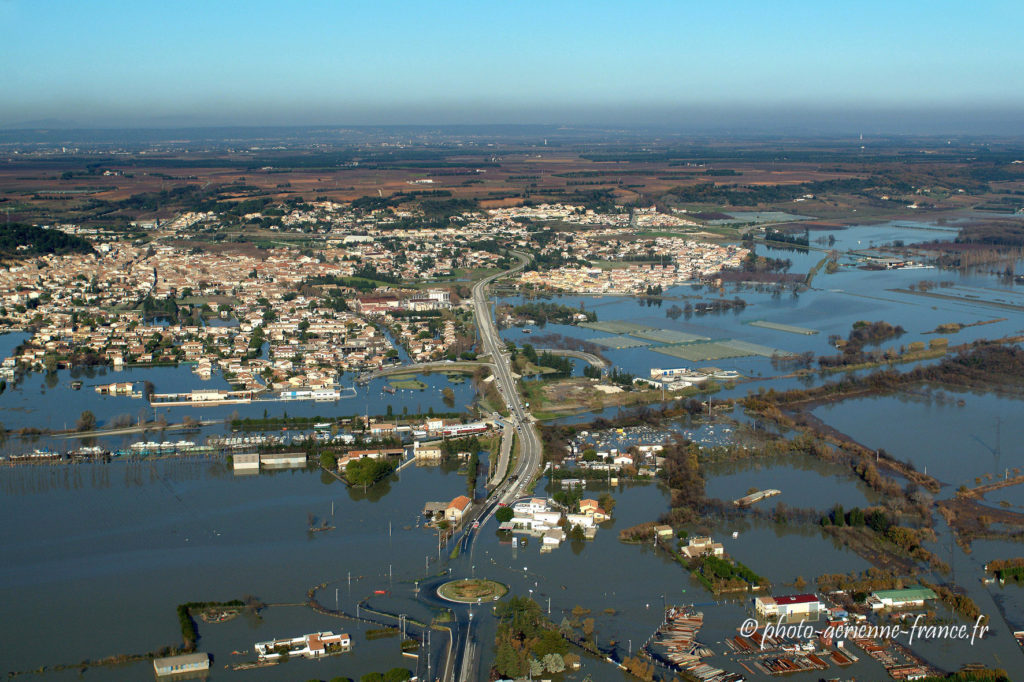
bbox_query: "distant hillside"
[0,224,94,257]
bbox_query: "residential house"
[446,495,471,525]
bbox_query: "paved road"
[410,252,549,682]
[435,252,546,681]
[470,252,544,509]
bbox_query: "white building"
[513,498,551,516]
[566,513,596,529]
[680,536,724,559]
[754,594,825,619]
[543,528,565,547]
[232,452,260,472]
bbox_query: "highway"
[470,252,544,510]
[340,255,548,682]
[430,252,545,682]
[392,252,545,682]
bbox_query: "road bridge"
[535,347,608,369]
[355,360,495,384]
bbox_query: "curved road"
[413,250,548,679]
[370,253,546,682]
[434,252,546,682]
[471,252,544,509]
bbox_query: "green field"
[437,578,508,603]
[651,342,751,361]
[651,339,793,361]
[390,379,428,390]
[629,328,710,344]
[590,335,652,349]
[578,320,655,334]
[748,320,819,335]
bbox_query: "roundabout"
[437,578,508,603]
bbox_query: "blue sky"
[1,0,1022,130]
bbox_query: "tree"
[582,617,595,639]
[542,653,565,673]
[383,668,411,682]
[76,410,96,432]
[345,458,395,489]
[43,354,58,373]
[495,506,514,523]
[831,503,846,527]
[493,641,521,677]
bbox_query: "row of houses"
[754,586,938,619]
[499,497,611,550]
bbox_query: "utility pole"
[996,416,1002,463]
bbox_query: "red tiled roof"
[773,594,820,605]
[448,495,471,511]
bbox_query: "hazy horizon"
[2,0,1023,136]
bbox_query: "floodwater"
[704,455,884,511]
[0,458,471,679]
[498,220,1022,397]
[4,219,1024,679]
[813,388,1024,491]
[0,365,475,458]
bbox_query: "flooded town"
[3,48,1024,682]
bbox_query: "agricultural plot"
[652,342,752,362]
[723,339,794,357]
[629,328,711,344]
[652,339,794,361]
[590,335,652,349]
[748,320,819,335]
[578,320,655,334]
